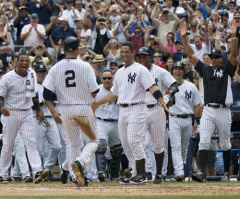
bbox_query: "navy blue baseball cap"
[35,64,47,72]
[209,49,223,58]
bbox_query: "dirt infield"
[0,183,240,196]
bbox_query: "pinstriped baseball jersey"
[37,83,51,116]
[0,70,34,109]
[170,80,202,114]
[95,84,119,120]
[111,62,155,104]
[146,64,176,105]
[42,59,99,105]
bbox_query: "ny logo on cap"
[40,65,43,68]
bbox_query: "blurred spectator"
[188,20,200,43]
[0,44,13,72]
[60,0,81,28]
[107,4,121,30]
[0,20,11,46]
[27,44,53,66]
[156,60,165,68]
[49,15,76,52]
[112,13,129,43]
[80,18,92,49]
[39,0,54,26]
[20,13,45,47]
[93,54,106,76]
[14,6,30,50]
[103,37,121,69]
[52,0,65,16]
[1,14,14,49]
[84,1,101,31]
[75,0,85,19]
[199,0,216,18]
[23,0,45,16]
[0,69,4,79]
[109,60,119,77]
[173,40,184,62]
[207,22,215,40]
[153,52,163,65]
[129,8,151,37]
[151,6,180,45]
[182,58,193,82]
[232,65,240,106]
[74,18,82,40]
[165,56,174,73]
[211,10,221,29]
[164,32,177,56]
[92,17,112,54]
[93,0,106,15]
[228,0,237,22]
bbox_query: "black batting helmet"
[64,36,79,51]
[136,47,152,56]
[173,61,184,69]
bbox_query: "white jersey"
[190,43,210,62]
[146,64,176,105]
[111,62,155,104]
[43,59,99,105]
[0,70,34,110]
[37,83,52,116]
[95,84,119,120]
[170,80,202,114]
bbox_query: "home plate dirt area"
[0,182,240,196]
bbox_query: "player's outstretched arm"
[91,92,118,111]
[32,96,43,124]
[179,21,199,67]
[148,84,174,116]
[0,97,10,116]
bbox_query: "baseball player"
[92,41,173,185]
[42,36,99,187]
[94,69,122,181]
[168,61,202,181]
[136,47,178,184]
[180,20,238,182]
[0,54,49,184]
[34,63,62,176]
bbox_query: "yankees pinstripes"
[168,80,202,176]
[0,109,42,178]
[0,70,34,109]
[42,59,98,105]
[199,107,232,151]
[43,59,99,171]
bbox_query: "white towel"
[26,68,37,98]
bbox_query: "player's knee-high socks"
[223,149,231,173]
[199,150,208,175]
[154,152,164,175]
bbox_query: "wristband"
[168,89,176,97]
[153,90,163,101]
[196,117,201,125]
[33,101,41,112]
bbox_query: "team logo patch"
[185,90,192,99]
[128,72,137,83]
[26,80,30,85]
[216,69,223,78]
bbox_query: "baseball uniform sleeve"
[140,67,155,90]
[195,60,208,78]
[161,70,176,88]
[111,70,120,96]
[42,66,56,93]
[226,60,236,78]
[87,65,99,92]
[192,85,202,106]
[0,76,8,97]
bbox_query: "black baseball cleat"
[129,175,148,184]
[153,174,164,184]
[97,171,106,182]
[23,176,33,183]
[11,176,22,182]
[147,172,152,181]
[119,178,130,185]
[61,168,69,184]
[0,176,8,184]
[71,161,85,186]
[221,172,230,182]
[175,175,184,182]
[34,169,49,184]
[192,170,206,182]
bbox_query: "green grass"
[0,196,239,199]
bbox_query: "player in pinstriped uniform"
[168,61,202,181]
[34,63,62,177]
[136,47,178,184]
[0,54,49,184]
[94,69,122,181]
[43,36,99,187]
[180,21,238,182]
[92,41,173,185]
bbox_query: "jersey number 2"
[65,70,76,87]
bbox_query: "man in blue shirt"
[39,0,54,26]
[13,6,30,50]
[199,0,216,18]
[49,15,76,50]
[23,0,45,17]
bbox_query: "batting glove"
[163,95,170,105]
